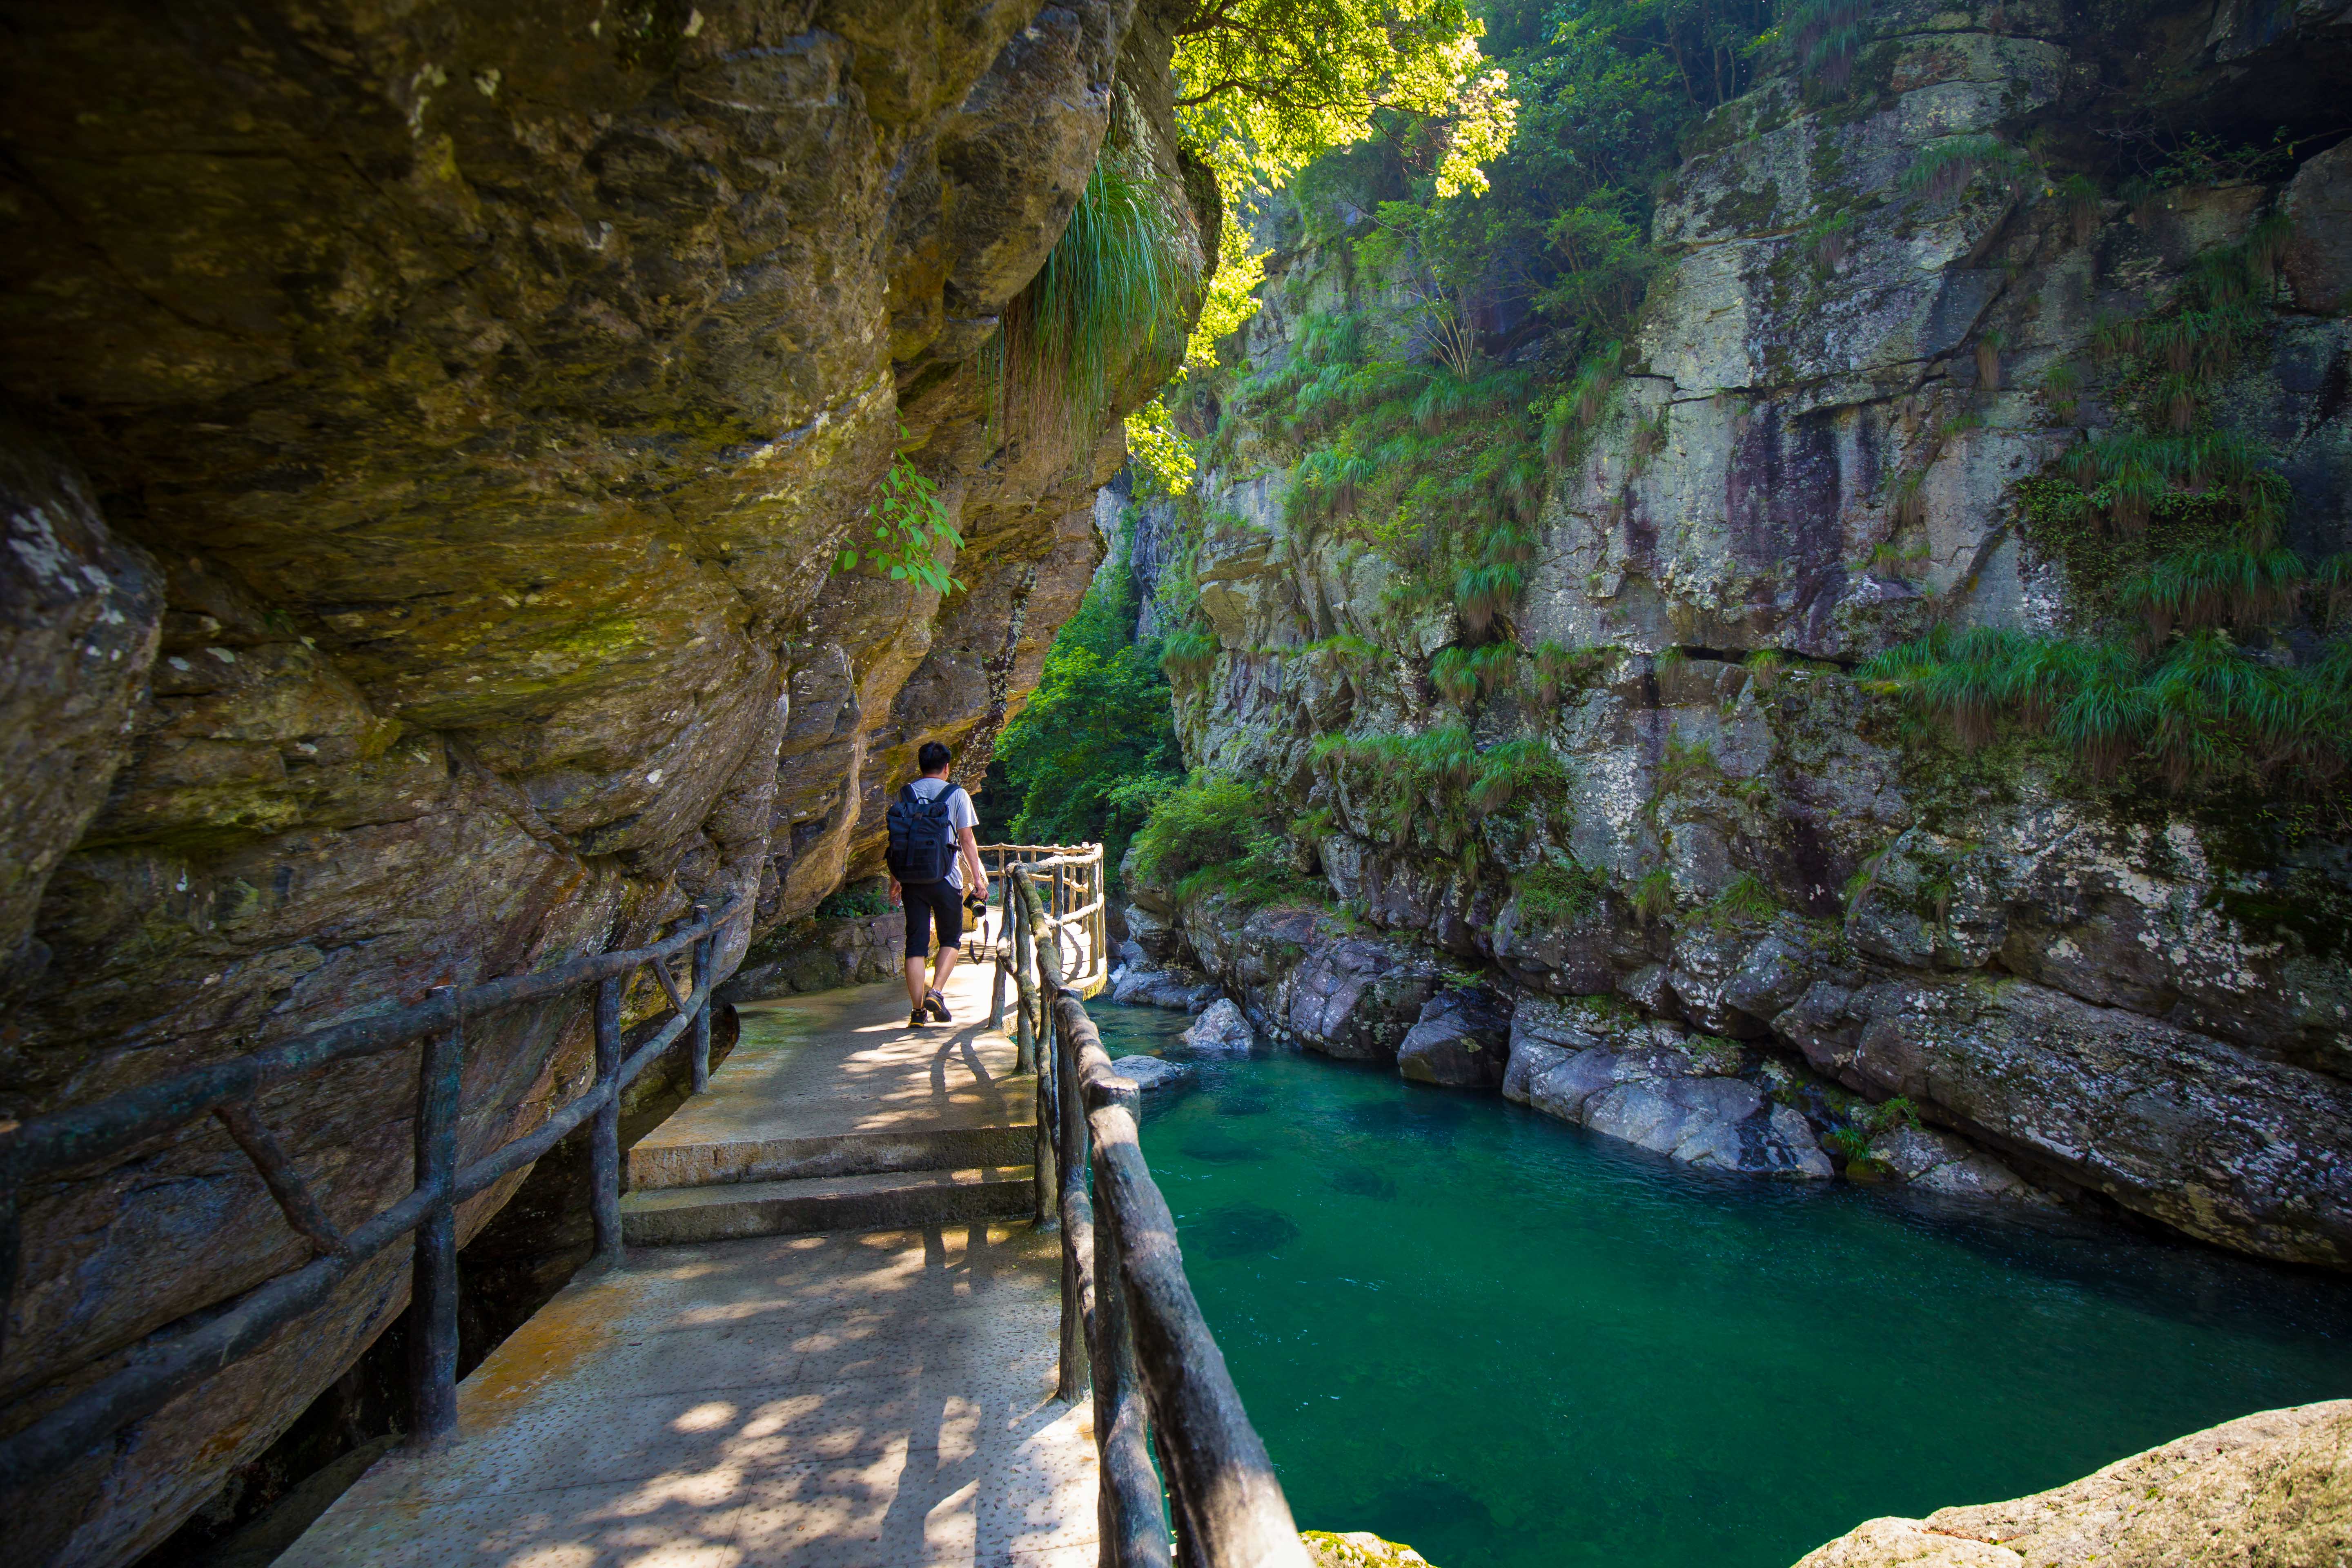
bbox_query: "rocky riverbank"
[1117,0,2352,1268]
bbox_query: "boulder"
[1864,1125,2054,1206]
[1778,973,2352,1266]
[1516,1028,1833,1179]
[1110,1055,1194,1093]
[2285,138,2352,314]
[1285,937,1440,1062]
[721,913,903,1001]
[1183,997,1257,1053]
[1396,988,1512,1089]
[1793,1400,2352,1567]
[1124,901,1184,961]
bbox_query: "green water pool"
[1087,1003,2352,1568]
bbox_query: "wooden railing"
[977,843,1109,1011]
[1000,862,1311,1568]
[0,897,744,1487]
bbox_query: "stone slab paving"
[284,1222,1093,1567]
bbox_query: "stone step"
[619,1165,1036,1246]
[627,1121,1034,1191]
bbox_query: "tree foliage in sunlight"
[1172,0,1513,195]
[1338,0,1775,358]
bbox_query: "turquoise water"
[1089,1004,2352,1568]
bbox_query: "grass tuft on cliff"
[987,152,1187,448]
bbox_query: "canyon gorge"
[2,0,2349,1562]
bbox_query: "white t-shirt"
[906,775,978,889]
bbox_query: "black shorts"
[902,881,963,954]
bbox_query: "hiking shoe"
[924,990,952,1023]
[909,1007,928,1028]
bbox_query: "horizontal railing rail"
[1003,865,1310,1568]
[978,842,1108,1011]
[0,894,745,1489]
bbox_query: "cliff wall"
[1122,0,2352,1267]
[0,2,1204,1560]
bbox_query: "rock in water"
[1184,997,1257,1053]
[1112,964,1223,1011]
[1504,1000,1833,1179]
[1110,1055,1193,1093]
[1793,1401,2352,1566]
[1863,1126,2054,1206]
[1396,989,1511,1089]
[1303,1531,1436,1567]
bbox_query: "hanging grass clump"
[984,149,1187,451]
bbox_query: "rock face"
[1793,1400,2352,1567]
[721,909,906,1001]
[0,2,1207,1560]
[1129,0,2352,1265]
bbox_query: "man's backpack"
[885,783,960,884]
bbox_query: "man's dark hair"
[917,740,952,775]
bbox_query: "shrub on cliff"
[993,579,1183,879]
[1129,772,1318,904]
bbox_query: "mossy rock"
[1302,1530,1437,1567]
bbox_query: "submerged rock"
[1793,1400,2352,1567]
[1109,1055,1193,1093]
[1184,997,1257,1052]
[1396,988,1512,1089]
[1111,964,1221,1011]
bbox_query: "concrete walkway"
[285,969,1095,1567]
[624,966,1036,1243]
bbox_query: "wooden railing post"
[1036,971,1058,1232]
[690,904,714,1095]
[989,851,1010,1030]
[1054,1003,1088,1401]
[1013,886,1036,1076]
[408,986,463,1449]
[591,974,624,1271]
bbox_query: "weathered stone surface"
[1396,988,1511,1089]
[0,0,1207,1559]
[1793,1400,2352,1568]
[0,428,160,983]
[1778,973,2352,1265]
[1110,964,1220,1011]
[1521,1032,1834,1180]
[721,911,905,1001]
[1285,936,1440,1062]
[1183,997,1257,1053]
[2285,138,2352,314]
[1862,1126,2053,1206]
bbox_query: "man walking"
[884,740,989,1027]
